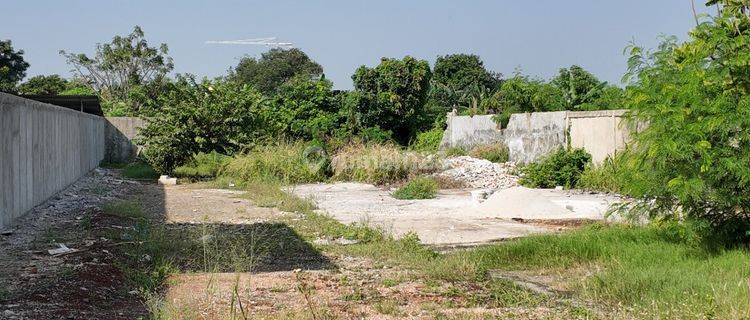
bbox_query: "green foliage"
[494,75,566,114]
[331,143,442,185]
[17,74,68,95]
[59,79,97,96]
[60,26,173,114]
[137,75,266,173]
[619,1,750,242]
[264,77,343,140]
[221,142,329,184]
[231,48,323,94]
[352,56,432,144]
[519,148,591,188]
[428,54,501,113]
[121,162,160,180]
[410,127,444,152]
[469,143,509,163]
[392,176,438,200]
[0,39,29,93]
[578,153,630,194]
[172,151,231,180]
[550,65,607,109]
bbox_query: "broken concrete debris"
[439,156,519,190]
[48,243,78,256]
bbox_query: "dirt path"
[0,169,147,319]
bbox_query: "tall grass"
[468,143,509,163]
[331,143,442,185]
[221,142,328,185]
[172,151,231,180]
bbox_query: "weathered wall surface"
[568,110,629,164]
[503,111,568,164]
[440,109,630,164]
[105,117,146,163]
[439,113,502,149]
[0,93,105,228]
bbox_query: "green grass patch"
[444,146,467,157]
[172,151,230,181]
[121,162,160,180]
[222,142,328,185]
[392,176,438,200]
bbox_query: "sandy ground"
[291,183,621,247]
[160,186,283,224]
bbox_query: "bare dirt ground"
[0,169,147,319]
[1,172,591,319]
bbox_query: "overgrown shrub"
[221,142,329,184]
[519,148,591,189]
[121,161,160,180]
[331,143,442,185]
[392,176,438,200]
[469,143,509,163]
[172,151,231,180]
[410,127,443,152]
[617,1,750,243]
[137,75,267,173]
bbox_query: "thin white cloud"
[205,37,293,48]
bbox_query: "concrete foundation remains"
[0,93,105,228]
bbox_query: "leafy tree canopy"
[17,74,68,95]
[231,48,323,94]
[265,76,342,141]
[60,26,173,114]
[0,40,30,93]
[620,0,750,243]
[351,56,432,144]
[429,54,501,111]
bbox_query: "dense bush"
[137,76,267,173]
[617,1,750,243]
[519,148,591,189]
[331,143,442,185]
[263,77,343,141]
[393,176,438,200]
[221,142,328,184]
[469,143,509,163]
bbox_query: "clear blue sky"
[1,1,711,89]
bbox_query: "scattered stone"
[3,310,16,317]
[439,156,519,190]
[48,243,77,256]
[1,230,13,236]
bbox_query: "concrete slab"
[290,183,552,247]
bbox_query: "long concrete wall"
[440,109,630,164]
[105,117,146,163]
[0,93,105,228]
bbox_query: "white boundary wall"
[0,93,105,228]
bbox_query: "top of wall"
[0,92,103,120]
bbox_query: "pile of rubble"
[438,156,519,190]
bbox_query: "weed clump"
[121,162,160,180]
[393,176,438,200]
[222,142,329,184]
[469,143,509,163]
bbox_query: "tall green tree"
[550,65,606,109]
[60,26,173,115]
[351,56,432,144]
[429,54,501,112]
[620,0,750,242]
[265,77,342,140]
[17,75,68,95]
[231,48,323,94]
[0,40,30,93]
